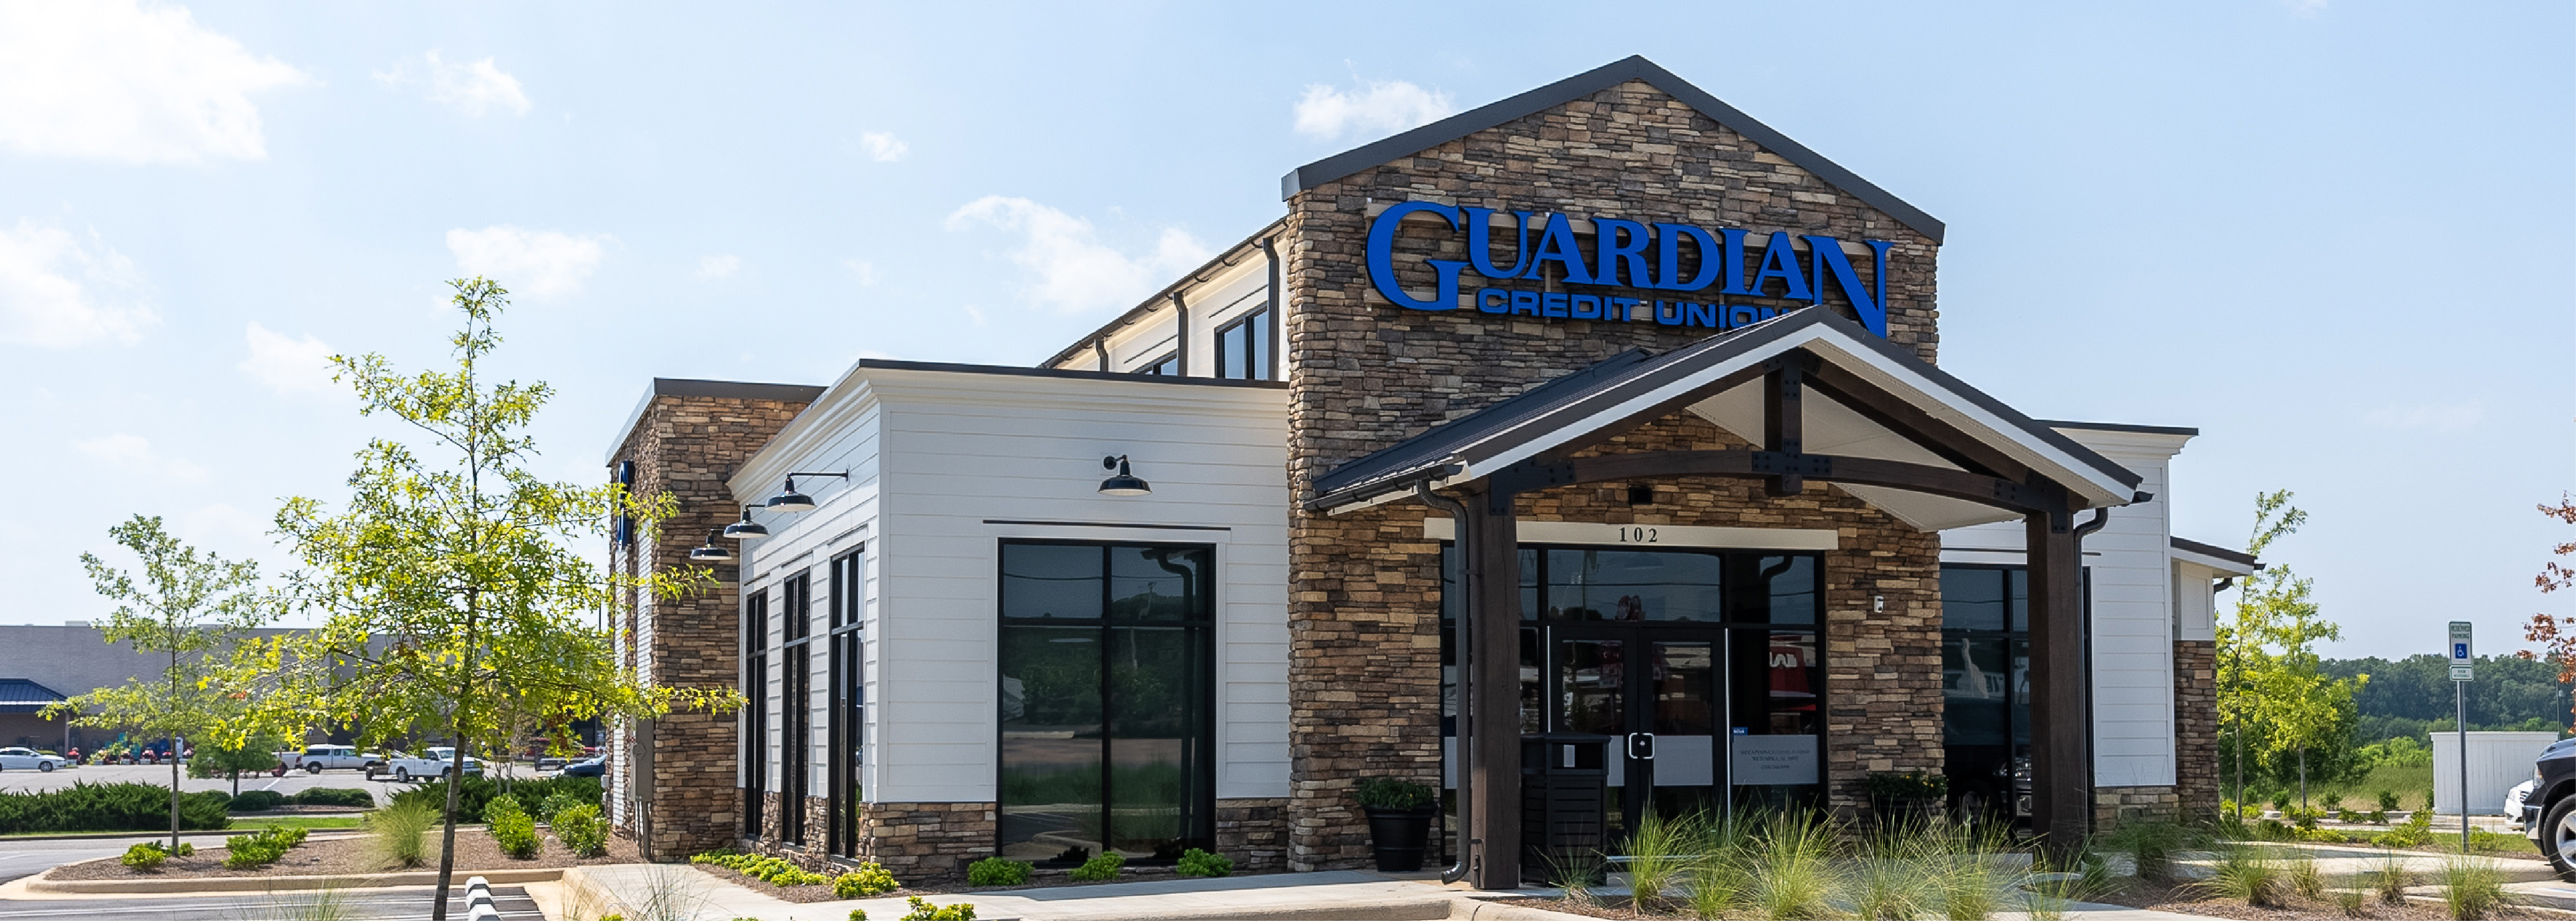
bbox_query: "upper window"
[1138,352,1181,376]
[1212,307,1272,381]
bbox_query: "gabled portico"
[1314,308,2146,887]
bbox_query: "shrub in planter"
[487,796,541,859]
[552,804,610,857]
[222,826,306,870]
[899,896,975,920]
[1353,779,1438,873]
[1068,852,1124,882]
[121,842,169,870]
[967,856,1031,886]
[227,790,289,812]
[292,787,376,809]
[0,782,231,834]
[835,862,900,898]
[1176,848,1233,878]
[1863,771,1947,826]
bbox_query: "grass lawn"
[2231,762,2437,810]
[228,816,363,831]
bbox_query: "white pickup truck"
[276,744,383,774]
[379,747,487,782]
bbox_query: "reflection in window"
[998,542,1213,864]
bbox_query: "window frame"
[825,547,866,859]
[1211,307,1273,381]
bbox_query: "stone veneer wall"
[606,391,813,862]
[1218,798,1292,872]
[2174,639,2221,820]
[2095,786,2180,827]
[1280,79,1942,871]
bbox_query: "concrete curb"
[23,866,564,894]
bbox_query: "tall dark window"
[998,541,1215,864]
[1938,562,2107,825]
[1212,307,1272,381]
[1138,352,1181,376]
[826,548,866,858]
[780,571,814,846]
[742,588,770,839]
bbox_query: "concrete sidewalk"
[554,865,2225,921]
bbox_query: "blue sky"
[0,2,2565,658]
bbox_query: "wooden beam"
[1800,362,2035,483]
[1464,487,1523,889]
[1530,359,1780,465]
[1763,362,1804,496]
[1486,449,2064,516]
[2025,511,2091,853]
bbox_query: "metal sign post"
[2449,621,2473,852]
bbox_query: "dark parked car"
[561,757,605,778]
[2523,737,2576,878]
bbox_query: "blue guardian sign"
[1362,200,1897,337]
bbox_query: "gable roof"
[1309,308,2141,528]
[1279,55,1946,244]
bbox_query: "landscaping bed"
[689,858,1260,903]
[46,825,638,881]
[2095,876,2554,920]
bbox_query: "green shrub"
[120,842,169,870]
[1068,852,1123,882]
[291,787,376,809]
[1352,779,1434,810]
[849,911,867,921]
[227,790,289,812]
[967,856,1031,886]
[2373,809,2434,848]
[537,790,584,823]
[899,896,975,920]
[221,826,307,870]
[835,862,900,898]
[487,796,540,859]
[689,851,829,886]
[2377,790,2402,811]
[386,774,602,823]
[0,782,231,834]
[553,804,610,858]
[366,799,436,868]
[1175,848,1233,878]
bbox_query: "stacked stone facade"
[1218,799,1292,872]
[607,386,816,862]
[2174,639,2221,820]
[1280,79,1943,870]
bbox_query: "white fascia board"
[1796,334,2136,509]
[2172,547,2259,578]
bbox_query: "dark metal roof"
[0,678,66,713]
[2171,537,2261,569]
[608,377,828,465]
[1040,220,1286,370]
[1278,55,1945,244]
[2039,420,2202,437]
[855,358,1287,390]
[1310,308,2140,509]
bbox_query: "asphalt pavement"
[0,884,540,920]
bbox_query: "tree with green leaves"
[2217,490,2365,808]
[189,732,295,795]
[44,515,270,852]
[253,279,726,920]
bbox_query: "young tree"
[189,732,293,795]
[44,515,270,852]
[2217,491,2366,807]
[258,279,724,921]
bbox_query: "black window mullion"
[1097,545,1113,860]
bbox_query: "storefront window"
[1939,564,2039,821]
[998,541,1214,864]
[826,548,865,858]
[742,588,768,839]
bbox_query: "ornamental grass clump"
[2436,855,2509,920]
[1838,821,1934,921]
[365,799,436,869]
[2194,844,2288,909]
[1621,809,1700,908]
[1743,812,1840,920]
[2369,852,2412,904]
[1685,815,1752,919]
[966,856,1031,886]
[1921,820,2019,921]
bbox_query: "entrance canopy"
[1310,308,2145,530]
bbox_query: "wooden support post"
[2025,509,2090,852]
[1764,362,1804,497]
[1465,486,1523,889]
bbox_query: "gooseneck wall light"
[689,528,734,562]
[1098,456,1150,496]
[721,505,770,540]
[765,471,851,512]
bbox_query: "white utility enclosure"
[2430,731,2559,815]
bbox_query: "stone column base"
[2095,785,2181,829]
[1218,797,1291,872]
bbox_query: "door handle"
[1627,732,1656,761]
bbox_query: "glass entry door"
[1549,626,1724,831]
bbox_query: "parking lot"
[0,763,559,805]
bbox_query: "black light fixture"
[1099,455,1150,496]
[722,505,769,540]
[766,470,850,513]
[688,528,733,562]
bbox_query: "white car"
[380,747,487,782]
[0,747,69,771]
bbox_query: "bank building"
[601,56,2259,888]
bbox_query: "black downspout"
[1095,338,1110,372]
[1414,481,1473,885]
[2068,504,2114,830]
[1259,237,1282,381]
[1173,292,1190,377]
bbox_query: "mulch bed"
[46,826,640,880]
[2095,877,2560,920]
[689,862,1267,903]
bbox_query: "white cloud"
[2363,400,2485,433]
[74,433,208,483]
[376,50,530,117]
[944,197,1210,315]
[444,226,610,299]
[841,258,879,286]
[239,321,336,394]
[857,132,908,162]
[0,1,307,163]
[0,219,155,347]
[697,255,741,279]
[1292,79,1454,140]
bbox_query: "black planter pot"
[1363,805,1439,872]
